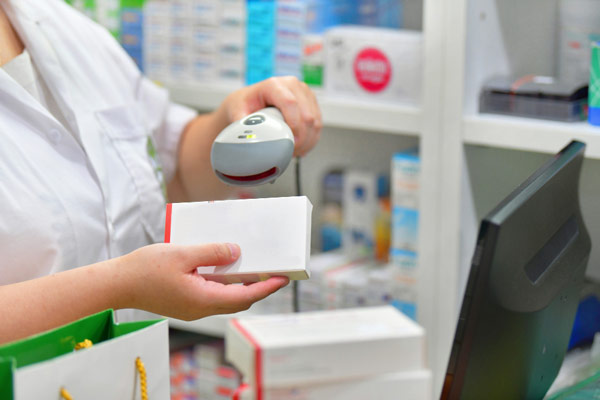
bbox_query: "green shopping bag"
[0,309,169,399]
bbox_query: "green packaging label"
[589,42,600,108]
[302,64,323,87]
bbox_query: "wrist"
[101,255,138,311]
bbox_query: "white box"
[324,27,422,104]
[234,370,432,400]
[342,170,380,255]
[391,151,420,209]
[225,306,426,389]
[391,206,419,253]
[165,197,312,283]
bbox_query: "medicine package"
[165,196,312,283]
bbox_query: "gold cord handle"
[74,339,93,350]
[59,388,73,400]
[136,357,148,400]
[60,339,148,399]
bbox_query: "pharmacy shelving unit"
[433,0,600,398]
[161,0,540,397]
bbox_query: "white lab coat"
[0,0,197,285]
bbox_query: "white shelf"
[463,114,600,159]
[166,82,237,112]
[166,82,422,136]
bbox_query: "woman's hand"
[112,242,289,320]
[220,76,323,157]
[169,76,322,202]
[0,242,287,344]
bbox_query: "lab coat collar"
[3,1,78,122]
[1,0,110,204]
[0,2,70,133]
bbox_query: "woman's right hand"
[111,243,289,320]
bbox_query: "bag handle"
[59,340,148,400]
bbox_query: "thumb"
[179,243,240,271]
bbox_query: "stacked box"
[121,0,146,69]
[300,250,419,312]
[233,371,432,400]
[390,150,420,320]
[376,0,403,29]
[246,0,276,84]
[170,348,199,399]
[169,340,242,400]
[226,306,431,400]
[274,0,306,78]
[218,0,247,83]
[246,0,306,85]
[195,341,242,399]
[342,170,385,258]
[301,33,324,86]
[251,284,294,314]
[143,0,246,84]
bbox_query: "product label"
[353,47,391,93]
[590,42,600,108]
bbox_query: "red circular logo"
[353,48,392,93]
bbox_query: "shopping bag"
[0,309,169,399]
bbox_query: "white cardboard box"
[233,370,432,400]
[165,196,312,283]
[324,27,422,104]
[225,306,426,389]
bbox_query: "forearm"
[167,106,235,202]
[0,259,127,344]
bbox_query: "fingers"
[171,243,241,272]
[287,80,322,156]
[221,76,322,157]
[255,77,322,157]
[201,276,290,313]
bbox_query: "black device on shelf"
[480,75,588,122]
[440,141,591,399]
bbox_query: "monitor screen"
[441,141,591,399]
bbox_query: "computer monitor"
[441,141,592,399]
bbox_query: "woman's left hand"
[220,76,322,157]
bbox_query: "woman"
[0,0,321,343]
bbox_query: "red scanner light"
[221,167,278,182]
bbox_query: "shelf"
[166,82,422,136]
[168,311,251,337]
[463,114,600,159]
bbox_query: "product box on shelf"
[232,370,432,400]
[165,196,312,283]
[324,27,422,104]
[120,0,145,69]
[225,306,426,390]
[143,0,247,85]
[391,206,419,253]
[391,151,420,209]
[302,34,324,86]
[297,251,353,311]
[342,170,387,257]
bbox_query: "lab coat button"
[48,129,61,144]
